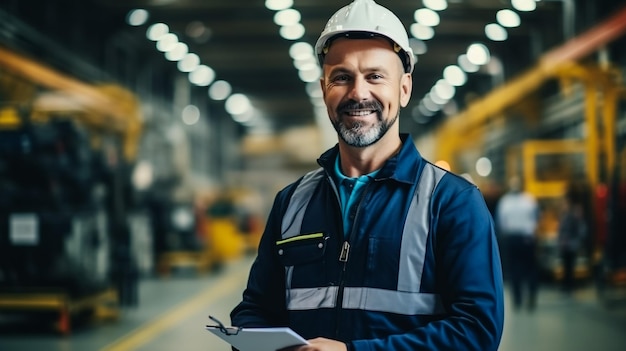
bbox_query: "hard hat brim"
[316,30,414,74]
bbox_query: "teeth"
[346,110,374,116]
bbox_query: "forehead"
[323,37,399,67]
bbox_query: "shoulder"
[427,163,478,195]
[424,164,489,210]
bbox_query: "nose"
[347,76,370,102]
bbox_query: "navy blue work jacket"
[231,134,504,351]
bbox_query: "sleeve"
[230,189,292,328]
[351,181,505,351]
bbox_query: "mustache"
[337,99,383,114]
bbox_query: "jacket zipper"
[334,182,372,339]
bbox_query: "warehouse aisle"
[0,256,254,351]
[499,284,626,351]
[1,254,625,351]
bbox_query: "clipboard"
[206,315,308,351]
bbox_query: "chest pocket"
[276,232,327,266]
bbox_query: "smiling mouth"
[344,110,376,117]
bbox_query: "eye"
[331,74,351,83]
[368,73,384,80]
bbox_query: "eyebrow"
[328,65,390,77]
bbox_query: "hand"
[281,337,348,351]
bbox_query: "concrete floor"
[1,255,625,351]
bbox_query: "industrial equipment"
[0,46,142,333]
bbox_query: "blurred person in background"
[496,176,540,312]
[229,1,504,350]
[557,184,588,295]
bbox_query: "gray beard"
[333,110,398,148]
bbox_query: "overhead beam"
[433,5,626,158]
[0,45,142,160]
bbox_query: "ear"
[400,73,412,107]
[319,77,326,99]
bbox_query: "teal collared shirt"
[333,155,380,237]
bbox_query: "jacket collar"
[317,133,422,185]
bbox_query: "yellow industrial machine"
[515,140,590,280]
[156,188,263,275]
[199,190,262,267]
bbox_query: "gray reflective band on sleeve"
[281,168,325,240]
[286,286,444,315]
[397,163,445,293]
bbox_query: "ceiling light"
[496,9,521,27]
[485,23,508,41]
[156,33,178,52]
[127,9,149,26]
[428,90,448,105]
[208,80,232,101]
[231,108,255,124]
[475,157,493,177]
[189,65,215,86]
[409,38,428,55]
[512,0,536,12]
[293,56,317,70]
[423,0,448,11]
[225,94,251,116]
[181,105,200,125]
[289,42,314,60]
[433,79,455,101]
[146,23,168,41]
[466,43,491,65]
[298,67,321,83]
[414,8,440,27]
[306,82,323,98]
[265,0,293,11]
[422,95,441,112]
[458,54,479,73]
[177,53,200,72]
[410,23,435,40]
[164,42,188,61]
[279,23,305,40]
[274,9,301,26]
[443,65,467,86]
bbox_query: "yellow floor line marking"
[99,266,248,351]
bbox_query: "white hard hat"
[315,0,415,73]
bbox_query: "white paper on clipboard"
[206,325,308,351]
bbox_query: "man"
[495,176,539,311]
[557,183,587,295]
[230,1,504,350]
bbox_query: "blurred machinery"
[0,46,141,333]
[417,8,626,301]
[595,134,626,306]
[0,45,262,336]
[156,188,263,275]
